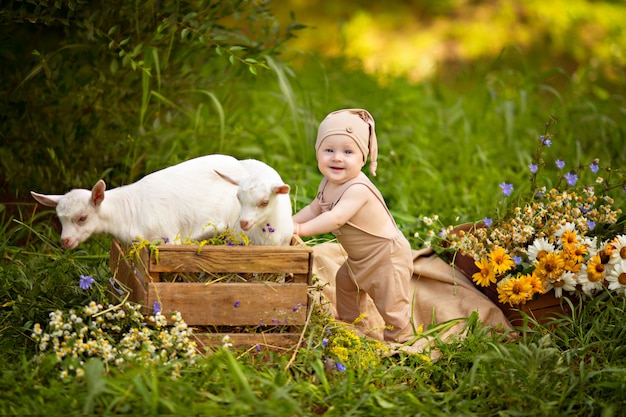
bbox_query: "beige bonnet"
[314,108,379,176]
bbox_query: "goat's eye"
[258,200,269,208]
[77,215,88,223]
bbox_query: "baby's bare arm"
[294,185,370,237]
[293,198,322,224]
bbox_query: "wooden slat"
[146,282,308,326]
[147,245,312,275]
[109,240,147,304]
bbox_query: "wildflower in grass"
[472,258,497,287]
[499,182,514,196]
[221,335,233,349]
[596,177,604,184]
[556,159,565,169]
[336,362,347,372]
[587,220,596,230]
[488,246,515,275]
[529,163,538,174]
[79,275,95,290]
[513,255,522,265]
[565,172,578,186]
[590,161,599,173]
[541,135,552,146]
[153,301,161,314]
[322,337,329,347]
[606,261,626,295]
[483,217,493,227]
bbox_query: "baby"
[293,109,414,342]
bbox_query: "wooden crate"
[109,237,314,351]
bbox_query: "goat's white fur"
[31,154,246,249]
[216,159,293,246]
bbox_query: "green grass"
[2,2,626,414]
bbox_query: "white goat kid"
[216,159,294,246]
[31,154,247,249]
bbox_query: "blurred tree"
[0,0,304,198]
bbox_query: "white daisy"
[576,263,606,296]
[606,260,626,295]
[527,237,555,264]
[545,271,577,298]
[609,234,626,265]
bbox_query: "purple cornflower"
[153,301,161,314]
[528,163,538,174]
[234,300,240,308]
[556,159,565,169]
[293,302,302,312]
[500,182,514,196]
[255,344,262,352]
[541,135,552,147]
[79,275,95,290]
[322,337,329,347]
[587,220,596,230]
[513,255,522,265]
[565,172,578,186]
[589,161,599,173]
[336,362,347,372]
[483,217,493,227]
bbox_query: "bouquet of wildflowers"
[426,117,626,307]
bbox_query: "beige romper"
[317,176,414,341]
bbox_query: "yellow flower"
[533,251,566,283]
[472,258,497,287]
[586,255,606,283]
[487,246,515,275]
[560,229,579,249]
[497,275,533,306]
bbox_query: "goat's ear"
[273,184,290,195]
[91,180,106,206]
[31,191,62,207]
[215,169,240,186]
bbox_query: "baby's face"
[316,134,366,184]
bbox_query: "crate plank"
[147,244,312,274]
[146,282,308,326]
[110,240,147,302]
